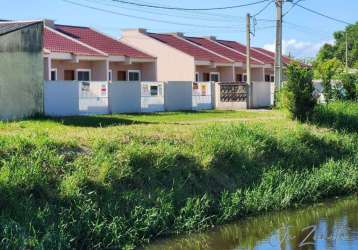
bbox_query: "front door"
[64,70,75,80]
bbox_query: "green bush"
[315,58,343,103]
[283,63,317,121]
[339,73,358,101]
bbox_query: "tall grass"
[0,121,357,249]
[311,101,358,132]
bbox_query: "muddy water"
[145,196,358,250]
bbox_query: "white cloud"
[263,39,334,59]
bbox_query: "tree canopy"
[316,21,358,68]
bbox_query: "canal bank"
[0,106,357,249]
[145,196,358,250]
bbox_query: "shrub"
[315,58,343,103]
[284,63,317,121]
[339,73,358,101]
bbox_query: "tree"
[315,59,343,103]
[284,63,316,121]
[315,21,358,67]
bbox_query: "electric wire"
[110,0,271,11]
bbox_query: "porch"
[195,64,235,82]
[44,55,157,82]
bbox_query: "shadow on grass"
[94,125,353,201]
[36,115,157,127]
[310,103,358,133]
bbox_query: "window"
[50,69,57,81]
[203,73,210,82]
[150,85,158,96]
[265,74,271,82]
[236,74,243,82]
[270,75,274,82]
[243,73,247,82]
[64,70,75,80]
[128,70,141,81]
[210,72,220,82]
[108,70,112,82]
[195,72,200,82]
[76,69,91,81]
[117,71,127,81]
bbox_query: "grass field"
[0,103,357,249]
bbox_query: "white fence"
[44,80,273,117]
[44,81,108,116]
[79,81,108,115]
[192,82,213,110]
[141,82,165,112]
[251,81,274,108]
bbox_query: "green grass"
[0,107,357,249]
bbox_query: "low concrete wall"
[251,81,273,108]
[192,82,213,110]
[214,82,248,110]
[45,81,109,116]
[44,81,79,116]
[141,82,165,112]
[165,81,192,111]
[109,81,141,113]
[79,81,108,115]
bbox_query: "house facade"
[43,20,156,83]
[120,29,286,83]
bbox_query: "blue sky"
[1,0,357,58]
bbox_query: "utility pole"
[274,0,283,90]
[345,31,348,72]
[246,13,252,108]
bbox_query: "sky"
[1,0,357,59]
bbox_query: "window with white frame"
[108,70,112,82]
[195,72,200,82]
[128,70,141,81]
[210,72,220,82]
[76,69,91,81]
[50,69,57,81]
[243,73,248,83]
[270,74,274,82]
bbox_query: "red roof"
[253,47,292,65]
[148,33,232,63]
[218,40,275,65]
[43,27,106,56]
[55,25,153,59]
[185,36,264,65]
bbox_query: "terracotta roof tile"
[185,36,264,65]
[43,27,105,56]
[148,33,231,63]
[218,40,275,65]
[253,47,292,65]
[55,25,153,58]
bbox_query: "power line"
[111,0,271,11]
[296,3,352,25]
[282,0,305,17]
[253,0,274,17]
[61,0,246,29]
[85,0,245,24]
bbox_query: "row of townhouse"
[0,19,292,119]
[42,20,292,84]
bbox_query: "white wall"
[251,81,273,108]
